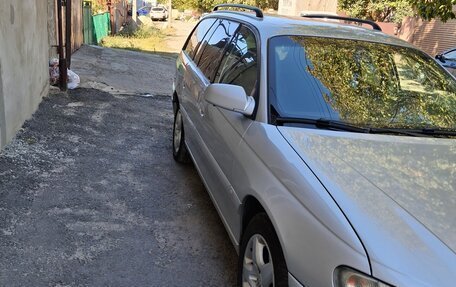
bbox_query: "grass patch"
[101,24,173,54]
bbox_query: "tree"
[410,0,456,22]
[172,0,278,12]
[338,0,456,23]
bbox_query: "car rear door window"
[183,18,217,59]
[197,19,240,81]
[215,26,258,97]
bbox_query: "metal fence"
[83,2,111,45]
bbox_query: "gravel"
[0,85,237,286]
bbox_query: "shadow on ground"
[0,88,237,286]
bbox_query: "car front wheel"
[238,213,288,287]
[172,109,190,163]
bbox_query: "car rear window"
[183,18,217,59]
[268,36,456,130]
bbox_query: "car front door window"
[197,19,240,82]
[216,26,258,98]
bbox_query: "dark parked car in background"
[436,48,456,77]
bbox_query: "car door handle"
[199,105,205,117]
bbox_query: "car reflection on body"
[436,48,456,77]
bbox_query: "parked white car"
[172,4,456,287]
[150,7,168,21]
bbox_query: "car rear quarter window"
[183,18,217,59]
[197,19,240,82]
[215,25,258,97]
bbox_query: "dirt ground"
[164,21,195,53]
[0,42,237,285]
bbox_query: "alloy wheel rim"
[242,234,274,287]
[173,111,182,153]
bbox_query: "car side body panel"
[231,122,371,286]
[177,50,247,246]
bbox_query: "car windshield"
[152,8,164,11]
[444,49,456,60]
[268,36,456,131]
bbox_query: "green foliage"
[338,0,456,23]
[338,0,414,23]
[409,0,456,22]
[118,23,161,39]
[100,23,168,54]
[171,0,278,12]
[92,0,108,14]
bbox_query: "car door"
[197,25,259,234]
[177,18,217,153]
[182,18,245,236]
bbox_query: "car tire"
[172,109,190,163]
[238,213,288,287]
[172,93,179,117]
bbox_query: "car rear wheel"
[172,109,190,163]
[238,213,288,287]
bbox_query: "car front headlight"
[334,267,393,287]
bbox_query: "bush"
[118,22,160,39]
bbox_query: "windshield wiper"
[275,117,455,137]
[275,117,370,133]
[397,128,456,137]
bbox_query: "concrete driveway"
[0,46,237,286]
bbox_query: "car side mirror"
[204,83,255,116]
[436,54,445,62]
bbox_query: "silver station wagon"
[172,4,456,287]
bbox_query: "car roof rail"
[213,4,263,18]
[300,13,382,31]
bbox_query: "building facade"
[0,1,50,149]
[278,0,337,16]
[399,16,456,56]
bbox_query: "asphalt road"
[0,47,237,286]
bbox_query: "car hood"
[278,127,456,286]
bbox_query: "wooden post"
[132,0,137,23]
[107,0,115,34]
[57,0,67,91]
[65,0,72,69]
[167,0,172,26]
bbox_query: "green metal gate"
[83,1,111,45]
[83,1,94,44]
[93,13,111,43]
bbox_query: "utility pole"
[57,0,67,91]
[167,0,172,27]
[66,0,72,69]
[132,0,137,23]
